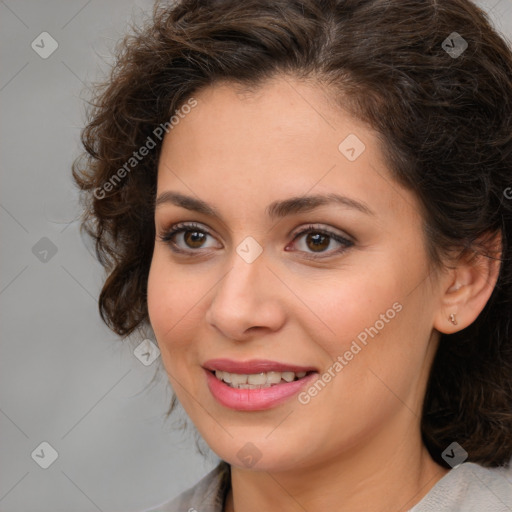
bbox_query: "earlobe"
[434,233,502,334]
[434,273,469,334]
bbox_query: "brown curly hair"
[72,0,512,468]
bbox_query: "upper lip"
[203,358,318,374]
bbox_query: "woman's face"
[147,77,444,472]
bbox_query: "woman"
[73,0,512,510]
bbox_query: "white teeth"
[213,369,310,389]
[230,373,248,386]
[266,371,282,385]
[281,371,295,382]
[248,373,267,385]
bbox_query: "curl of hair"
[73,0,512,467]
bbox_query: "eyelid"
[157,221,222,250]
[289,223,354,243]
[158,221,213,239]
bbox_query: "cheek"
[146,250,220,386]
[295,287,425,452]
[300,254,430,393]
[298,266,404,353]
[147,256,174,339]
[147,254,198,358]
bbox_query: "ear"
[433,231,502,334]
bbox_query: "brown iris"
[305,232,330,252]
[184,230,206,248]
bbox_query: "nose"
[204,249,287,341]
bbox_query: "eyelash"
[157,222,354,259]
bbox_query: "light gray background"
[1,1,511,511]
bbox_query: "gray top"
[144,461,512,512]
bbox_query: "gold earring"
[449,313,458,325]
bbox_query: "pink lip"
[203,359,319,411]
[203,358,318,374]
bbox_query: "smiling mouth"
[209,369,316,389]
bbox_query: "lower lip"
[205,369,319,411]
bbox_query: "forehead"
[156,77,420,224]
[160,78,341,170]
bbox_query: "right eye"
[157,222,222,254]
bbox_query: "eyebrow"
[154,191,374,220]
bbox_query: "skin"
[147,76,499,512]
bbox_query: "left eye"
[288,227,353,256]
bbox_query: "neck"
[224,423,448,512]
